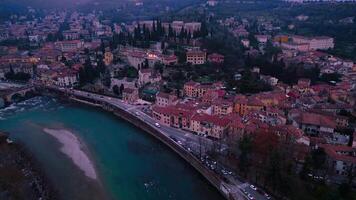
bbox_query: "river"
[0,96,223,200]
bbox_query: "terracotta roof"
[270,125,304,139]
[191,113,231,127]
[184,81,198,86]
[123,88,137,94]
[153,105,196,118]
[186,50,206,56]
[156,92,171,99]
[226,114,244,129]
[320,144,356,163]
[300,113,336,129]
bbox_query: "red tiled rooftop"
[320,144,356,164]
[191,113,231,127]
[300,112,336,129]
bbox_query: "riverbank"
[0,132,58,200]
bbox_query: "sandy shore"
[43,128,97,180]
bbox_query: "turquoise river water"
[0,96,223,200]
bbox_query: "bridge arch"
[24,90,35,98]
[11,93,23,102]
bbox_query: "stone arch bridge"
[0,86,36,103]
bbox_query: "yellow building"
[104,51,114,66]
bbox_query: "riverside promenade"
[39,86,259,200]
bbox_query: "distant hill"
[0,0,93,9]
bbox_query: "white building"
[55,70,78,87]
[292,35,334,50]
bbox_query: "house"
[207,0,218,6]
[104,51,114,66]
[252,108,287,126]
[201,89,226,104]
[234,95,264,116]
[62,30,80,40]
[55,69,78,87]
[110,77,137,90]
[190,113,231,139]
[184,22,202,33]
[183,81,199,97]
[291,35,334,50]
[320,144,356,179]
[155,92,178,107]
[122,88,139,104]
[255,35,269,44]
[54,40,84,52]
[212,98,234,115]
[38,70,57,86]
[162,55,178,65]
[281,42,310,52]
[208,53,224,64]
[152,105,196,130]
[227,114,245,139]
[183,81,223,98]
[241,39,250,48]
[186,50,206,65]
[292,112,336,136]
[232,27,249,37]
[126,51,146,69]
[138,69,161,87]
[152,106,172,126]
[260,75,278,86]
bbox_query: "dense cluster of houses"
[151,75,356,182]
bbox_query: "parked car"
[247,194,255,200]
[250,185,257,191]
[264,193,271,199]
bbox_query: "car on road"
[135,112,140,116]
[169,136,178,142]
[177,140,183,145]
[250,185,257,191]
[241,189,248,195]
[264,193,271,199]
[247,194,255,200]
[154,123,161,128]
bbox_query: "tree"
[119,84,124,94]
[113,85,120,95]
[311,148,327,171]
[320,73,341,83]
[168,24,174,38]
[154,62,164,74]
[161,40,165,50]
[238,135,252,177]
[79,59,99,85]
[102,71,111,88]
[143,59,149,69]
